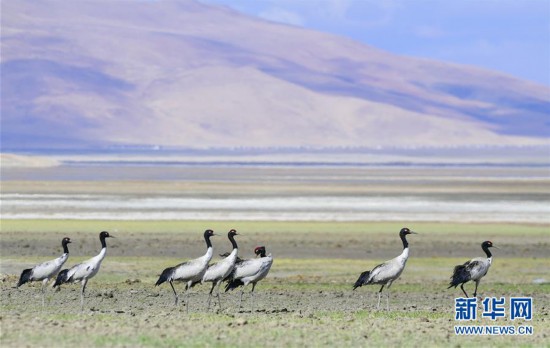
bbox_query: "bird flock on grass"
[16,227,498,312]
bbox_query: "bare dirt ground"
[1,226,549,347]
[2,278,548,346]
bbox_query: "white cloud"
[316,0,353,20]
[258,7,305,27]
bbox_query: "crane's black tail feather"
[17,269,33,288]
[353,271,370,290]
[155,267,174,286]
[225,279,244,292]
[53,269,69,288]
[448,265,470,289]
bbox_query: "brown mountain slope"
[1,0,549,149]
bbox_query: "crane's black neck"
[228,234,238,250]
[482,245,492,258]
[62,242,70,254]
[259,250,266,257]
[400,233,409,249]
[100,236,108,249]
[204,233,213,249]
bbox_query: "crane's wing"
[231,259,262,279]
[30,253,68,280]
[31,260,55,278]
[448,258,487,288]
[464,258,489,280]
[66,263,86,281]
[366,261,392,283]
[66,257,98,281]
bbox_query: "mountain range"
[2,0,549,150]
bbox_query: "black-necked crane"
[202,229,239,310]
[448,240,498,298]
[353,227,417,310]
[17,237,71,307]
[155,229,215,312]
[53,231,114,311]
[225,246,273,311]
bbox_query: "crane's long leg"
[169,280,178,306]
[473,280,480,299]
[80,279,88,312]
[238,283,248,311]
[250,283,257,312]
[41,278,48,308]
[207,282,216,310]
[216,281,222,311]
[185,282,192,313]
[386,281,393,311]
[460,283,469,298]
[377,285,385,310]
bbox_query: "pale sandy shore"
[0,153,60,167]
[2,164,549,223]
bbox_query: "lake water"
[1,192,549,223]
[2,160,549,223]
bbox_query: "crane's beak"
[410,231,418,234]
[493,245,501,250]
[109,235,116,238]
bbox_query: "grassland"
[1,219,549,348]
[1,165,549,347]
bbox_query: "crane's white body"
[228,253,273,310]
[18,251,69,307]
[231,253,273,286]
[354,228,416,310]
[366,248,409,286]
[155,230,216,312]
[54,231,112,311]
[466,256,492,282]
[448,241,497,298]
[202,248,238,284]
[26,253,69,284]
[63,248,106,285]
[17,237,71,307]
[171,247,213,284]
[201,230,239,310]
[163,246,213,311]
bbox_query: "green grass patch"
[2,219,549,235]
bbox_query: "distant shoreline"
[0,153,60,168]
[2,144,549,168]
[2,164,548,223]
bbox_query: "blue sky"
[202,0,550,86]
